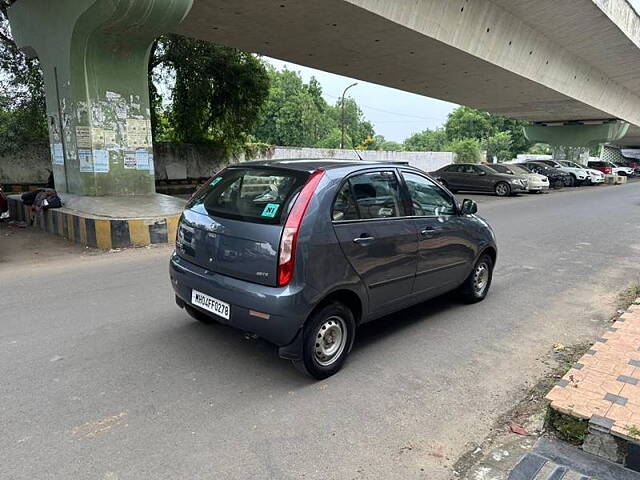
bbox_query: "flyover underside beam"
[523,121,630,147]
[176,0,640,129]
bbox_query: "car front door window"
[402,172,456,217]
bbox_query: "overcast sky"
[266,0,640,143]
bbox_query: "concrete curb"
[7,196,179,250]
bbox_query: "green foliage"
[316,127,352,149]
[445,106,492,142]
[380,141,403,151]
[252,68,375,149]
[446,138,482,163]
[403,128,447,152]
[485,131,513,162]
[546,409,588,445]
[151,35,270,152]
[0,1,48,153]
[528,143,552,155]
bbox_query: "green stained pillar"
[8,0,193,195]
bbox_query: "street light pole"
[340,82,358,149]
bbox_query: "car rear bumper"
[169,252,313,358]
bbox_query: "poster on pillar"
[51,143,64,165]
[78,149,94,173]
[93,149,109,173]
[135,149,150,170]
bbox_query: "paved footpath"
[2,183,640,479]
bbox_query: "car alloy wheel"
[495,182,510,197]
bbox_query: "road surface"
[1,182,640,480]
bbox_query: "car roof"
[235,158,414,173]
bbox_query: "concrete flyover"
[174,0,640,147]
[6,0,640,203]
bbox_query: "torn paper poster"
[135,149,150,170]
[76,126,91,149]
[124,150,136,169]
[93,149,109,173]
[78,149,94,172]
[51,143,64,165]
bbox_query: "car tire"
[459,253,494,303]
[553,180,564,189]
[565,175,576,187]
[494,182,511,197]
[293,302,355,379]
[185,304,217,324]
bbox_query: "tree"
[380,140,403,152]
[251,68,376,148]
[444,107,492,142]
[403,128,447,151]
[317,127,352,149]
[151,35,270,151]
[445,138,482,163]
[252,68,333,147]
[0,0,48,153]
[485,131,513,162]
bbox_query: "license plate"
[191,290,231,320]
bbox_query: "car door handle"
[420,227,437,238]
[353,236,375,245]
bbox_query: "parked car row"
[431,160,609,197]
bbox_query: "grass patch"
[625,424,640,439]
[617,285,640,313]
[545,408,589,445]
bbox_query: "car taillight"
[277,169,325,287]
[604,167,612,174]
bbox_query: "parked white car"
[559,160,604,184]
[534,159,590,186]
[488,164,549,193]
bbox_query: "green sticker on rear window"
[261,203,280,218]
[210,177,222,186]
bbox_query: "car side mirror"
[461,199,478,215]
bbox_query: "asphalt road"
[2,182,640,480]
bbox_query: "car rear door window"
[402,172,456,217]
[349,171,405,219]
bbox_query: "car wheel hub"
[473,262,490,295]
[314,316,347,367]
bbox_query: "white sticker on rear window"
[261,203,280,218]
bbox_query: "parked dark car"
[518,162,570,189]
[431,163,528,197]
[170,160,497,378]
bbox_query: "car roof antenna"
[352,146,364,161]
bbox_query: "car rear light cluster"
[277,169,325,287]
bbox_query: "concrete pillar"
[8,0,193,196]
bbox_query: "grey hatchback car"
[170,160,497,378]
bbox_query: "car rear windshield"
[187,167,310,224]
